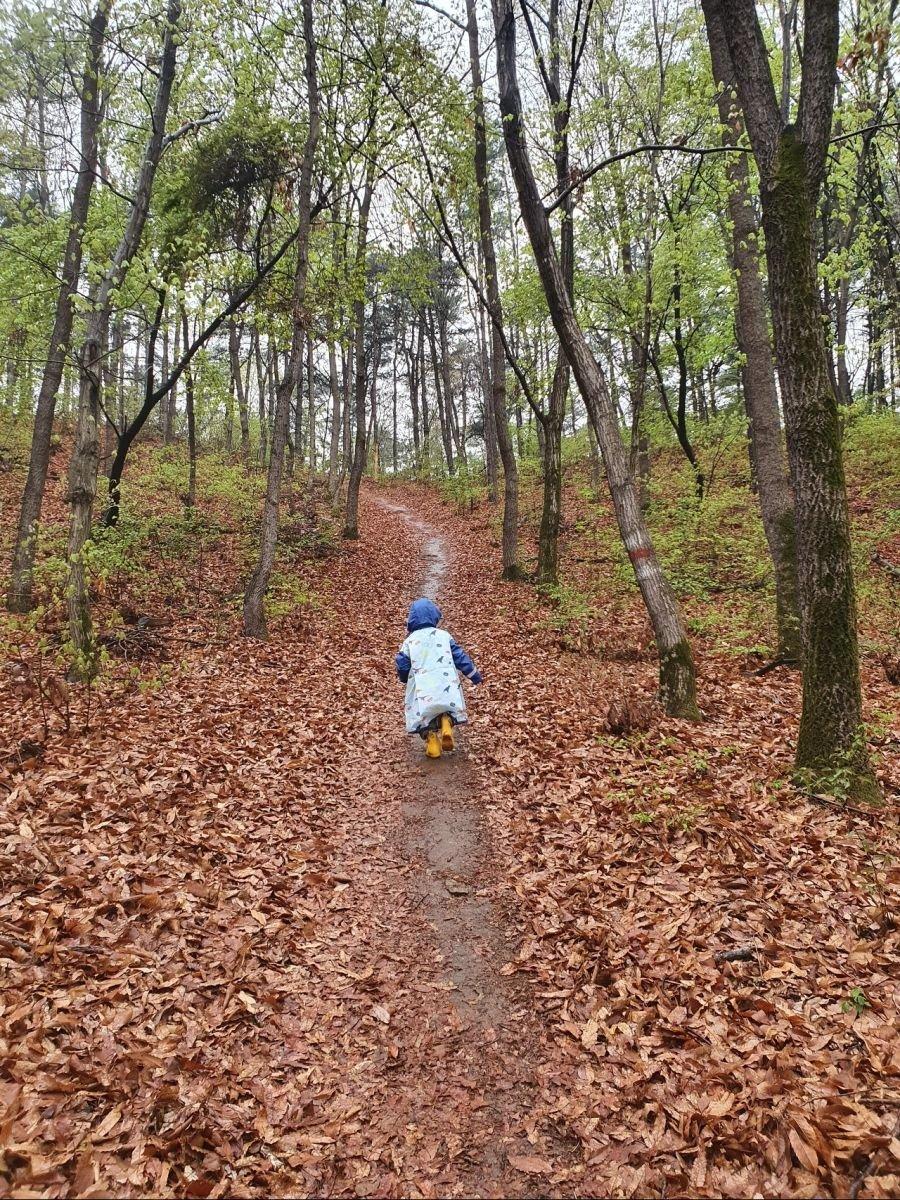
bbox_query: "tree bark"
[181,307,197,506]
[66,0,181,669]
[242,0,319,638]
[405,315,421,466]
[307,333,316,471]
[391,308,399,474]
[7,0,109,613]
[492,0,699,718]
[704,9,800,659]
[703,0,876,798]
[229,316,251,463]
[165,307,179,443]
[327,333,341,497]
[425,306,455,474]
[344,164,376,538]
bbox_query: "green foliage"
[439,467,485,513]
[841,987,871,1018]
[536,580,596,649]
[794,727,879,805]
[264,569,315,623]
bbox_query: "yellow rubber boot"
[425,731,442,758]
[440,714,455,752]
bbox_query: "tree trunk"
[182,307,197,506]
[392,310,399,474]
[704,12,801,659]
[535,0,572,586]
[229,316,251,463]
[7,0,108,613]
[762,134,871,786]
[493,0,699,718]
[425,307,455,474]
[418,313,428,461]
[66,0,180,668]
[704,0,876,797]
[537,377,564,584]
[66,335,103,677]
[159,313,170,434]
[342,341,352,480]
[242,0,319,637]
[327,333,341,494]
[307,334,316,471]
[343,170,376,539]
[405,317,421,467]
[254,332,267,464]
[165,307,179,443]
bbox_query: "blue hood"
[407,597,442,632]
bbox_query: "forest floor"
[1,444,900,1198]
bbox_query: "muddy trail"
[372,496,565,1192]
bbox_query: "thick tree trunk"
[466,0,519,577]
[242,0,319,638]
[704,0,876,797]
[7,0,108,613]
[535,0,572,587]
[762,134,871,785]
[705,16,801,659]
[493,0,699,718]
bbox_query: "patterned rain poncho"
[395,598,480,734]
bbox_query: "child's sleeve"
[450,638,482,685]
[395,642,411,683]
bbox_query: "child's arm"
[450,638,483,685]
[395,647,411,683]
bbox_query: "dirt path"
[371,496,562,1196]
[377,497,511,1027]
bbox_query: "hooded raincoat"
[395,598,479,734]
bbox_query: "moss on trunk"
[659,639,701,721]
[760,129,878,799]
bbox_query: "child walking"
[395,597,482,758]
